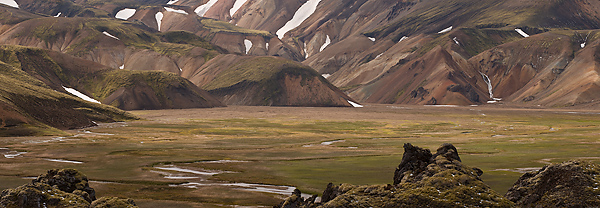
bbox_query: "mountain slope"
[0,9,353,107]
[190,55,356,106]
[0,45,225,110]
[0,55,135,136]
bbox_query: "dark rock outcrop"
[274,189,317,208]
[506,160,600,207]
[33,169,96,203]
[0,169,139,208]
[276,143,513,207]
[1,169,94,207]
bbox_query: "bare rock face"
[276,143,512,207]
[506,160,600,207]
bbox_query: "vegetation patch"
[200,18,272,37]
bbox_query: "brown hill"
[0,45,225,110]
[0,51,135,136]
[190,55,356,106]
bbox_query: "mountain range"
[2,0,600,134]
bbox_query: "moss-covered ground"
[0,105,598,207]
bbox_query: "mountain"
[193,55,356,106]
[0,48,135,136]
[5,0,600,107]
[0,4,354,107]
[0,45,225,110]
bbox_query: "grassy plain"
[1,104,599,207]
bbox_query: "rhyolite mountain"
[5,0,600,107]
[0,2,356,107]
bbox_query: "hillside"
[0,6,353,107]
[0,45,225,110]
[193,55,356,106]
[3,0,600,107]
[0,50,135,136]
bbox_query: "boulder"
[33,169,96,202]
[0,169,139,208]
[506,160,600,207]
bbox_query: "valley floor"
[1,104,599,207]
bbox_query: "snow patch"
[265,43,269,51]
[276,0,321,39]
[62,86,101,104]
[230,0,249,17]
[515,29,529,38]
[45,159,83,164]
[453,37,460,45]
[368,37,376,42]
[581,43,586,48]
[375,53,384,59]
[119,64,124,69]
[115,8,136,20]
[195,0,219,17]
[155,12,164,31]
[164,7,188,15]
[179,67,182,72]
[348,100,363,108]
[244,39,252,54]
[0,0,18,8]
[54,12,62,17]
[398,36,408,43]
[319,35,330,52]
[321,74,331,79]
[438,26,452,34]
[102,31,119,40]
[167,0,179,5]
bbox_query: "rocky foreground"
[276,143,600,208]
[0,169,137,208]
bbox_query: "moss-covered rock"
[33,169,96,203]
[0,183,90,208]
[506,160,600,207]
[0,169,95,208]
[276,143,514,207]
[0,169,139,208]
[90,197,138,208]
